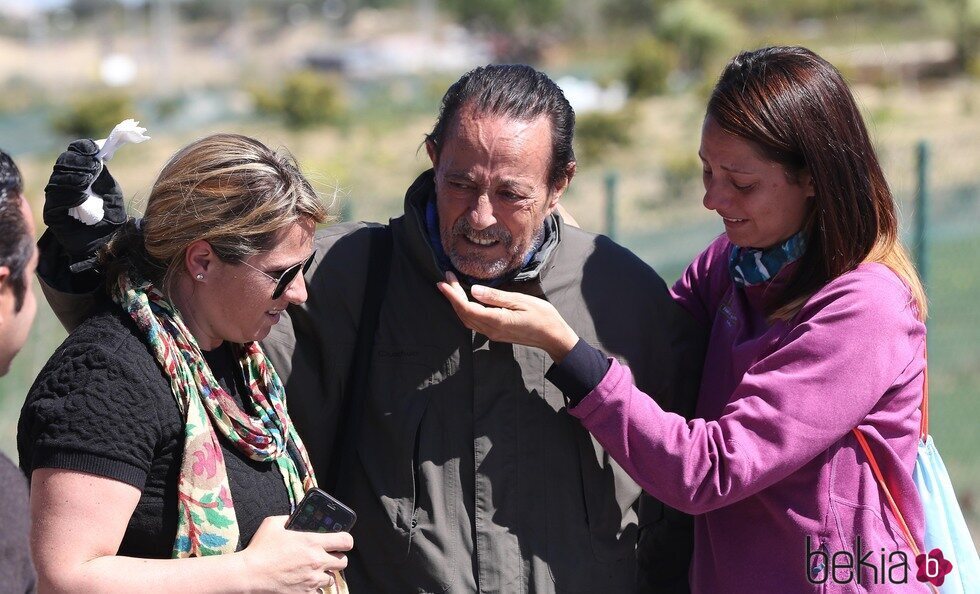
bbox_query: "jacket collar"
[397,169,562,291]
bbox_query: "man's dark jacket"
[264,171,703,592]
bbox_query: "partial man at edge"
[0,149,40,594]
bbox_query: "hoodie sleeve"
[569,266,925,515]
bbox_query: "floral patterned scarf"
[113,272,348,592]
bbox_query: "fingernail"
[471,285,487,297]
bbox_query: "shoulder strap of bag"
[920,348,929,441]
[851,427,939,594]
[851,347,937,592]
[851,427,921,558]
[324,225,393,492]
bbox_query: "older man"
[39,65,703,592]
[0,149,39,594]
[265,65,703,592]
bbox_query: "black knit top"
[17,306,291,557]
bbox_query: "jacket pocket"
[353,346,438,554]
[636,494,694,591]
[827,497,917,591]
[347,344,459,591]
[543,381,638,592]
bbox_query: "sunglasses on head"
[241,251,316,299]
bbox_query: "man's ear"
[546,161,577,213]
[425,139,439,169]
[183,240,217,282]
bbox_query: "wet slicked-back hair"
[425,64,576,190]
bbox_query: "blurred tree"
[598,0,930,31]
[575,109,633,165]
[350,0,407,8]
[251,85,281,115]
[281,71,345,128]
[661,151,701,203]
[601,0,657,27]
[656,0,742,77]
[926,0,980,76]
[253,71,346,129]
[956,0,980,75]
[178,0,234,22]
[68,0,120,20]
[713,0,925,21]
[623,36,677,98]
[440,0,566,32]
[51,93,135,139]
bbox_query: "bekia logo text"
[807,536,911,585]
[806,537,953,586]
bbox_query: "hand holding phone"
[285,488,357,534]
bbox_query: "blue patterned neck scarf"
[424,199,548,286]
[729,232,807,287]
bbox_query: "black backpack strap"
[325,224,393,492]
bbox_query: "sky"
[0,0,68,17]
[0,0,147,15]
[0,0,66,11]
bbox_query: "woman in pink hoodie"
[438,46,929,592]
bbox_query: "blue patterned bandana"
[424,199,551,286]
[729,232,807,287]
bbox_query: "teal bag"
[854,360,980,593]
[913,435,980,592]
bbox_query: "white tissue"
[69,195,106,225]
[95,118,150,161]
[69,119,150,226]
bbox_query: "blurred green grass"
[924,232,980,518]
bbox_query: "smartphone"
[285,487,357,533]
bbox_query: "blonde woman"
[19,134,350,593]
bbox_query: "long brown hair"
[707,46,926,320]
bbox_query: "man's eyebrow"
[443,171,535,194]
[445,171,476,182]
[498,179,535,194]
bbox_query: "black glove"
[43,139,127,263]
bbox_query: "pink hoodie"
[569,236,929,592]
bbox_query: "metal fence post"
[604,170,618,242]
[914,141,929,288]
